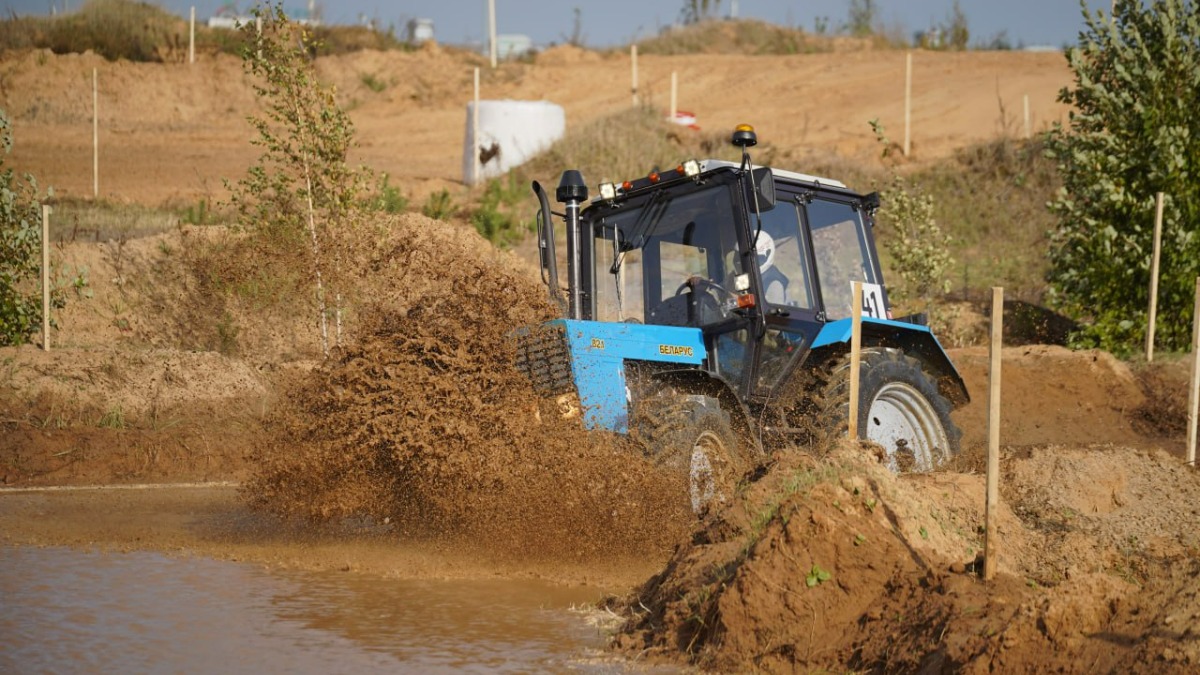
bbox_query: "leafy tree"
[679,0,721,25]
[0,110,65,346]
[846,0,877,37]
[1046,0,1200,353]
[879,175,954,310]
[867,120,955,330]
[945,0,969,50]
[228,3,367,357]
[564,7,585,47]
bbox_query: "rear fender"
[810,318,969,406]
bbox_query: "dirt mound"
[951,345,1149,453]
[244,213,695,560]
[535,44,605,66]
[611,443,1200,672]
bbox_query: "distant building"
[495,34,533,59]
[207,2,319,29]
[407,18,435,44]
[207,2,250,29]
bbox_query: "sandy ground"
[4,43,1200,673]
[1,45,1070,204]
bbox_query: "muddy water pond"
[0,545,649,673]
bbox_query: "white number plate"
[858,282,886,319]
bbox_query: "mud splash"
[244,214,694,562]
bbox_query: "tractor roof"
[698,160,847,189]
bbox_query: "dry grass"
[632,18,838,55]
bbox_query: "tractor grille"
[513,323,574,397]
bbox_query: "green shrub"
[363,173,408,214]
[422,189,455,220]
[470,177,531,247]
[0,110,66,346]
[1046,0,1200,353]
[0,3,415,60]
[359,72,386,93]
[634,18,826,55]
[46,0,182,62]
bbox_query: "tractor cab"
[576,151,887,405]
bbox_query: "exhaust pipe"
[556,170,588,320]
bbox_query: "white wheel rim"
[865,382,949,472]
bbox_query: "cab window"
[808,199,877,320]
[751,198,815,311]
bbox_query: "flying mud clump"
[243,213,693,559]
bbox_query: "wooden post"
[631,44,639,107]
[1147,191,1165,362]
[488,0,497,68]
[849,281,863,441]
[472,67,480,186]
[1023,93,1030,139]
[670,71,677,123]
[903,52,912,157]
[189,6,195,64]
[1188,277,1200,466]
[255,16,262,60]
[41,205,51,351]
[984,286,1003,581]
[92,67,98,198]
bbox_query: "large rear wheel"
[815,348,960,471]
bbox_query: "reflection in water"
[0,546,638,674]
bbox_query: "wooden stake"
[472,67,480,185]
[189,6,195,64]
[670,71,677,123]
[1147,192,1165,362]
[631,44,639,107]
[1188,277,1200,466]
[488,0,497,68]
[41,205,51,351]
[1023,93,1030,139]
[984,286,1003,581]
[92,67,98,198]
[849,281,863,441]
[903,52,912,157]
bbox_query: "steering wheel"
[674,276,731,323]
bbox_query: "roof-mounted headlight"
[682,159,701,177]
[599,182,618,200]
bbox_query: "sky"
[8,1,1113,49]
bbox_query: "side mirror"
[750,167,776,211]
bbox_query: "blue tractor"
[518,125,968,514]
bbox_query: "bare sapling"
[228,2,366,357]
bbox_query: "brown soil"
[3,46,1199,673]
[613,443,1200,673]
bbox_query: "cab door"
[745,189,825,402]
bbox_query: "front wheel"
[642,397,750,516]
[815,348,961,472]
